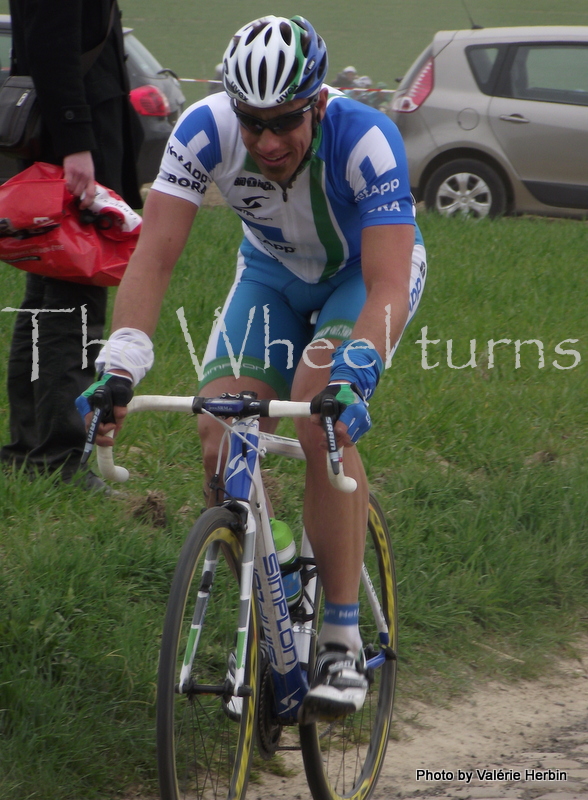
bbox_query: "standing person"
[80,15,426,722]
[0,0,142,489]
[332,65,358,87]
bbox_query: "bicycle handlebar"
[94,394,357,493]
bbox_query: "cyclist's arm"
[85,190,198,444]
[316,223,414,448]
[110,189,198,336]
[352,223,414,359]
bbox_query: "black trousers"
[0,275,107,478]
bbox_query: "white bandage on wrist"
[95,327,154,387]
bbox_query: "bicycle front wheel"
[299,494,398,800]
[157,506,259,800]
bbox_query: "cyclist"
[78,15,426,724]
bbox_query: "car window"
[0,30,11,85]
[124,32,164,77]
[506,44,588,106]
[466,45,503,94]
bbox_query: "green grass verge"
[1,209,588,797]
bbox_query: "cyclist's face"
[236,89,327,185]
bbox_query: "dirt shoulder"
[248,637,588,800]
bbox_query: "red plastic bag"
[0,162,141,286]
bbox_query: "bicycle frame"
[96,393,390,724]
[221,416,311,722]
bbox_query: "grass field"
[2,209,588,798]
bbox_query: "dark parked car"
[389,26,588,219]
[0,15,185,188]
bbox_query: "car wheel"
[424,159,507,219]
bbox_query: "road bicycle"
[97,390,398,800]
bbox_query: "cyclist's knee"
[295,417,323,461]
[198,415,225,478]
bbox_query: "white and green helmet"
[222,15,328,108]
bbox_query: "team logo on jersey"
[367,201,401,213]
[357,178,401,203]
[232,195,273,220]
[234,177,276,190]
[247,220,296,254]
[165,172,207,195]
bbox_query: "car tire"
[424,159,507,219]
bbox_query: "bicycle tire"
[157,506,259,800]
[299,493,398,800]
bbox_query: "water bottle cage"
[288,558,318,623]
[280,558,302,577]
[290,605,314,624]
[298,557,318,585]
[280,557,318,584]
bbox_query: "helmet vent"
[300,32,310,57]
[317,52,327,79]
[245,54,253,92]
[258,57,267,100]
[235,62,246,94]
[298,72,315,95]
[283,62,299,94]
[274,50,286,92]
[246,20,268,45]
[279,21,293,45]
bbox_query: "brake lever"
[322,412,341,475]
[80,385,110,466]
[321,408,357,493]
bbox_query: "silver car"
[388,26,588,219]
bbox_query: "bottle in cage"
[270,517,302,609]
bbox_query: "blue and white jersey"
[152,87,423,284]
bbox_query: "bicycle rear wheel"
[157,506,259,800]
[299,494,398,800]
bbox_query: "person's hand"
[63,151,96,209]
[75,372,134,447]
[310,382,371,447]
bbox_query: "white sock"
[318,622,362,656]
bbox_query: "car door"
[488,42,588,209]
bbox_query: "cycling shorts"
[200,238,427,399]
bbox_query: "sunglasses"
[232,97,317,136]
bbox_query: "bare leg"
[291,347,368,608]
[293,345,370,722]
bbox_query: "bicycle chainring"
[256,659,282,759]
